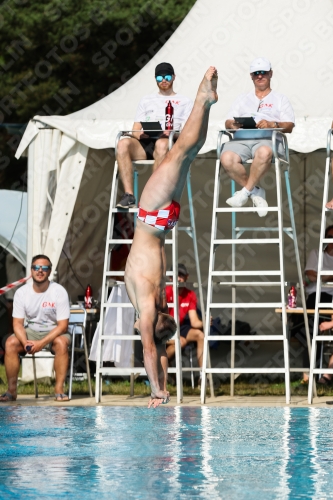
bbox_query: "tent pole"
[26,140,35,270]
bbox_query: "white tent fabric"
[16,0,333,161]
[25,127,88,273]
[0,190,27,265]
[14,0,333,281]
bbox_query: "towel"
[89,283,135,367]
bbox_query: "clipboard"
[140,121,163,138]
[234,116,257,129]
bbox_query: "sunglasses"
[156,75,172,82]
[252,70,270,76]
[31,265,51,272]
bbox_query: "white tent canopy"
[15,0,333,303]
[0,190,27,266]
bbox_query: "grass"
[1,364,333,398]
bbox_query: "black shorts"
[138,138,157,160]
[180,324,191,339]
[125,134,177,160]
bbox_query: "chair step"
[215,207,278,213]
[207,335,284,341]
[100,335,139,340]
[218,281,282,286]
[102,303,134,308]
[132,160,154,165]
[235,226,289,231]
[212,270,281,276]
[317,303,333,308]
[208,302,283,308]
[98,366,201,376]
[170,367,201,373]
[108,238,173,245]
[205,368,287,374]
[312,368,333,373]
[98,367,147,376]
[110,208,138,213]
[214,238,279,245]
[101,302,175,310]
[108,239,132,244]
[313,336,333,341]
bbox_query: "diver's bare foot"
[148,396,170,408]
[196,66,218,106]
[326,199,333,210]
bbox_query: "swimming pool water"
[0,406,332,499]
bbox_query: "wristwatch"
[274,121,279,128]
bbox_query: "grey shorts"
[221,139,276,164]
[11,327,71,353]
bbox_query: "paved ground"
[1,394,332,407]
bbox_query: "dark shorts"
[138,135,178,160]
[138,138,157,160]
[180,324,192,339]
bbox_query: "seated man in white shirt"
[116,62,193,208]
[0,254,71,402]
[220,57,295,217]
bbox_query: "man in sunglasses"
[0,255,71,402]
[116,62,193,208]
[220,57,295,217]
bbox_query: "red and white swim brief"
[137,200,180,231]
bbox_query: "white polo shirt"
[134,93,193,131]
[226,90,295,124]
[13,281,70,333]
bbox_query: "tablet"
[140,121,163,138]
[234,117,257,129]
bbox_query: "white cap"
[250,57,271,73]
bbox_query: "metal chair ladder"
[201,130,311,404]
[95,131,212,403]
[30,307,93,399]
[68,307,93,400]
[308,129,333,404]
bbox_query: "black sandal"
[318,376,332,385]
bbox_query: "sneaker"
[226,190,249,208]
[249,187,268,217]
[116,193,136,208]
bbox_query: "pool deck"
[1,394,333,407]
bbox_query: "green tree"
[0,0,195,190]
[0,0,196,123]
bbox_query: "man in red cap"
[165,264,205,386]
[220,57,295,217]
[116,62,193,208]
